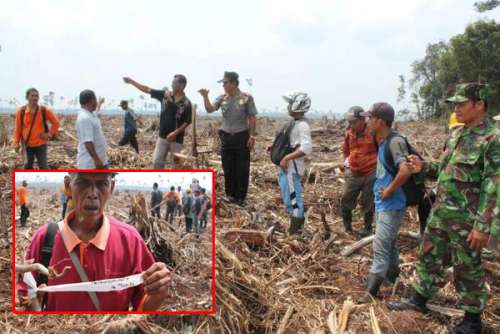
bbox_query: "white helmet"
[282,91,311,114]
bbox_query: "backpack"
[270,120,298,166]
[380,131,426,206]
[167,196,177,208]
[182,196,192,215]
[205,195,212,210]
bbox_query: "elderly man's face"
[70,173,114,221]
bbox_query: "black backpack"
[270,120,297,166]
[380,131,426,206]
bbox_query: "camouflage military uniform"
[413,86,500,314]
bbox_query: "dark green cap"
[217,71,239,83]
[446,83,489,103]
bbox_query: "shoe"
[342,209,353,232]
[359,211,373,237]
[387,292,429,313]
[289,216,305,235]
[386,267,400,285]
[358,273,384,303]
[452,314,481,334]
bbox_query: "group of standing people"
[150,180,211,238]
[334,83,498,334]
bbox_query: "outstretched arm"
[123,77,152,94]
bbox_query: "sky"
[1,0,499,115]
[15,171,213,191]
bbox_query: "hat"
[345,106,364,121]
[360,102,395,123]
[446,83,489,103]
[186,188,192,193]
[217,71,239,83]
[118,100,128,107]
[282,91,311,114]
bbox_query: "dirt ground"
[0,114,499,333]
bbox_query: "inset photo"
[12,170,214,314]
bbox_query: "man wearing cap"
[341,106,378,237]
[198,72,258,206]
[123,75,192,168]
[358,102,413,303]
[17,172,171,311]
[118,100,140,154]
[389,83,500,334]
[76,90,108,169]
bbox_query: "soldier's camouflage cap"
[446,83,489,103]
[217,71,239,83]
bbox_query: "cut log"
[427,303,465,317]
[341,230,421,257]
[341,235,375,257]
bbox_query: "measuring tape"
[23,273,144,293]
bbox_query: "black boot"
[386,267,400,285]
[452,312,482,334]
[289,216,305,235]
[387,290,429,313]
[359,211,373,238]
[342,209,353,232]
[358,273,384,303]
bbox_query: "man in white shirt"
[76,90,108,169]
[269,92,312,234]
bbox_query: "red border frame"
[11,169,216,315]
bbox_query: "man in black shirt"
[123,75,192,168]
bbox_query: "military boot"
[452,313,481,334]
[387,290,429,313]
[358,273,385,303]
[342,209,353,232]
[289,216,305,235]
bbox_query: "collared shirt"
[343,125,378,176]
[14,105,60,148]
[426,120,500,236]
[150,90,192,143]
[76,108,108,169]
[213,89,258,134]
[17,186,28,205]
[18,212,155,311]
[286,118,312,176]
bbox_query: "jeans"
[278,169,304,218]
[369,209,406,279]
[193,214,200,234]
[62,202,68,219]
[219,130,250,202]
[25,144,48,169]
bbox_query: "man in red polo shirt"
[341,106,378,237]
[17,172,171,311]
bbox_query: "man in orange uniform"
[13,88,60,169]
[17,180,29,227]
[341,106,378,237]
